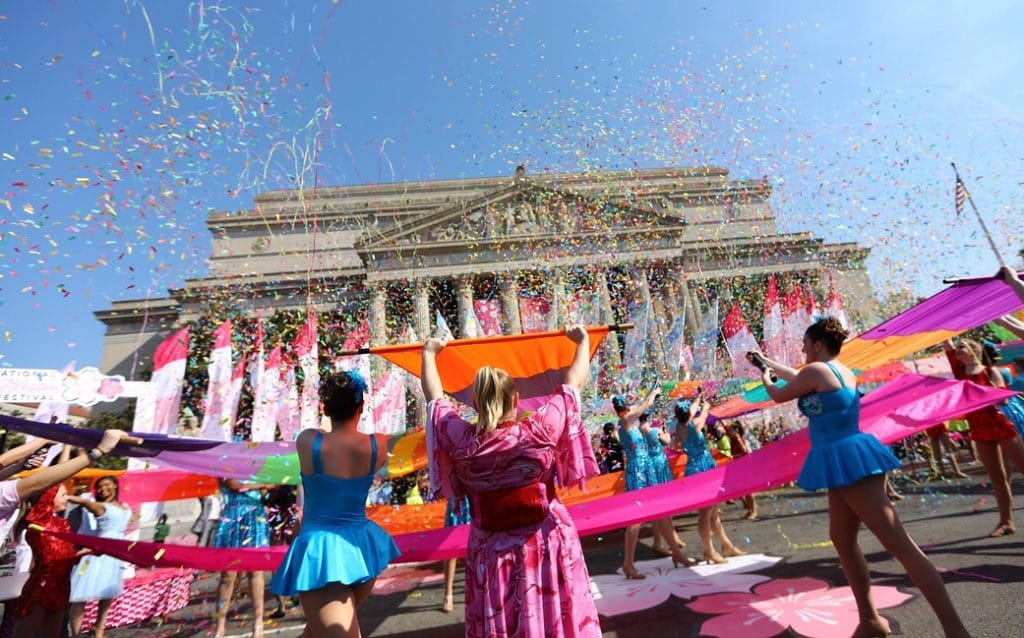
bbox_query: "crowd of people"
[0,267,1023,638]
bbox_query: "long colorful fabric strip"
[52,373,1013,568]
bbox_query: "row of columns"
[366,266,705,357]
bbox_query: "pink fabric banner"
[473,299,503,336]
[276,360,300,441]
[150,327,190,435]
[251,344,280,442]
[294,311,321,432]
[200,321,233,441]
[519,297,550,333]
[722,305,760,378]
[59,374,1013,569]
[762,276,785,365]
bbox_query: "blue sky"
[1,1,1022,370]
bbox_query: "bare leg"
[652,518,692,566]
[826,485,887,637]
[622,524,645,578]
[840,475,970,638]
[997,436,1024,478]
[300,582,362,638]
[442,559,457,612]
[215,570,239,637]
[248,571,266,638]
[697,507,724,563]
[352,580,375,609]
[710,505,745,557]
[14,603,66,638]
[928,436,946,477]
[94,599,114,638]
[941,436,967,477]
[975,440,1015,535]
[742,494,758,519]
[69,602,85,638]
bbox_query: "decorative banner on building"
[371,367,407,435]
[782,284,807,366]
[762,276,785,365]
[293,310,320,432]
[691,300,719,379]
[0,366,126,406]
[200,321,233,441]
[276,359,300,441]
[518,297,550,333]
[472,299,503,337]
[722,305,760,378]
[825,274,850,330]
[149,327,190,435]
[251,345,281,442]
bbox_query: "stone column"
[412,280,431,341]
[636,268,667,375]
[548,270,568,331]
[368,283,388,347]
[456,276,476,338]
[499,274,522,334]
[676,269,701,337]
[593,269,622,368]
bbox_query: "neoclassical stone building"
[95,166,875,381]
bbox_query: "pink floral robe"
[427,384,602,638]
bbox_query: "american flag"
[955,176,967,216]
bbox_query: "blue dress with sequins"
[796,362,900,491]
[619,425,651,491]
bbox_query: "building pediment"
[356,180,688,251]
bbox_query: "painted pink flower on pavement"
[686,576,912,638]
[589,553,780,617]
[372,566,444,595]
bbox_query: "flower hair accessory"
[345,369,369,396]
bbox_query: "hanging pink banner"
[518,297,550,333]
[473,299,504,336]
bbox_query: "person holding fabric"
[269,370,399,638]
[422,325,602,638]
[943,337,1024,537]
[212,477,275,638]
[67,476,131,638]
[757,317,969,638]
[639,411,691,562]
[10,484,80,638]
[672,396,745,565]
[615,390,690,578]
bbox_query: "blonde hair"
[473,366,517,434]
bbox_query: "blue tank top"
[300,432,378,532]
[798,362,860,447]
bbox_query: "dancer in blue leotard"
[270,371,400,638]
[756,317,968,638]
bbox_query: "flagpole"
[952,162,1007,267]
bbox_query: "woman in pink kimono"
[422,324,602,638]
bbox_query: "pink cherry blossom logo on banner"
[686,576,912,638]
[590,553,781,617]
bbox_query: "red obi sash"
[471,480,553,533]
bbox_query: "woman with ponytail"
[422,325,601,638]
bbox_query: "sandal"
[622,565,647,579]
[988,523,1016,538]
[442,594,454,613]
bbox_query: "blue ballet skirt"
[271,433,400,595]
[644,428,673,485]
[796,363,900,491]
[619,425,651,491]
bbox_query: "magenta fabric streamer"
[860,276,1024,338]
[54,374,1015,568]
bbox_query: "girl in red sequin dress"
[12,483,81,638]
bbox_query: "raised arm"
[748,350,800,382]
[15,429,140,500]
[762,363,830,404]
[994,315,1024,339]
[421,338,447,403]
[0,438,50,472]
[67,494,107,518]
[1000,266,1024,303]
[563,324,591,390]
